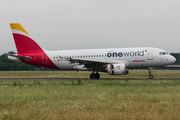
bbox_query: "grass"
[1,79,180,119]
[0,70,180,78]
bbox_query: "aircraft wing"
[68,58,111,71]
[67,57,129,71]
[60,56,128,71]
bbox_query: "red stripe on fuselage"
[13,34,59,70]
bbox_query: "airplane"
[7,23,176,79]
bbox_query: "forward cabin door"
[42,53,48,64]
[147,49,153,60]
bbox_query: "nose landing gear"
[90,71,100,79]
[148,67,153,79]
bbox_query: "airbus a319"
[8,23,176,79]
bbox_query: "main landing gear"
[90,71,100,79]
[148,67,153,79]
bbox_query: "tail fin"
[10,23,43,54]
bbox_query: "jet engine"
[106,63,129,75]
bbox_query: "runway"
[0,78,180,80]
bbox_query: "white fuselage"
[44,47,175,70]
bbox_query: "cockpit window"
[159,52,168,55]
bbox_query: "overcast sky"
[0,0,180,55]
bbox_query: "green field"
[0,71,180,120]
[1,80,180,120]
[0,70,180,79]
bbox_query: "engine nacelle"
[107,63,129,75]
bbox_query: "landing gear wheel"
[90,72,100,79]
[90,74,94,79]
[149,75,153,79]
[148,67,153,79]
[95,73,100,79]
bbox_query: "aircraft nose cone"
[170,56,176,64]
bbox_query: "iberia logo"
[132,60,145,62]
[114,66,120,69]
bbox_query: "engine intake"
[107,63,129,75]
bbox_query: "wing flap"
[68,58,110,71]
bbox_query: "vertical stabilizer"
[10,23,43,54]
[9,23,59,69]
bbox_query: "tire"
[97,74,100,79]
[90,73,100,79]
[94,73,100,79]
[90,74,93,79]
[149,75,153,79]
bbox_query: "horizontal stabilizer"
[6,54,32,60]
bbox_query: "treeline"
[0,51,179,71]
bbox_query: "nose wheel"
[148,67,153,79]
[90,71,100,79]
[149,74,153,79]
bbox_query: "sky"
[0,0,180,55]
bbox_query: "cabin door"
[147,49,153,60]
[42,53,48,64]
